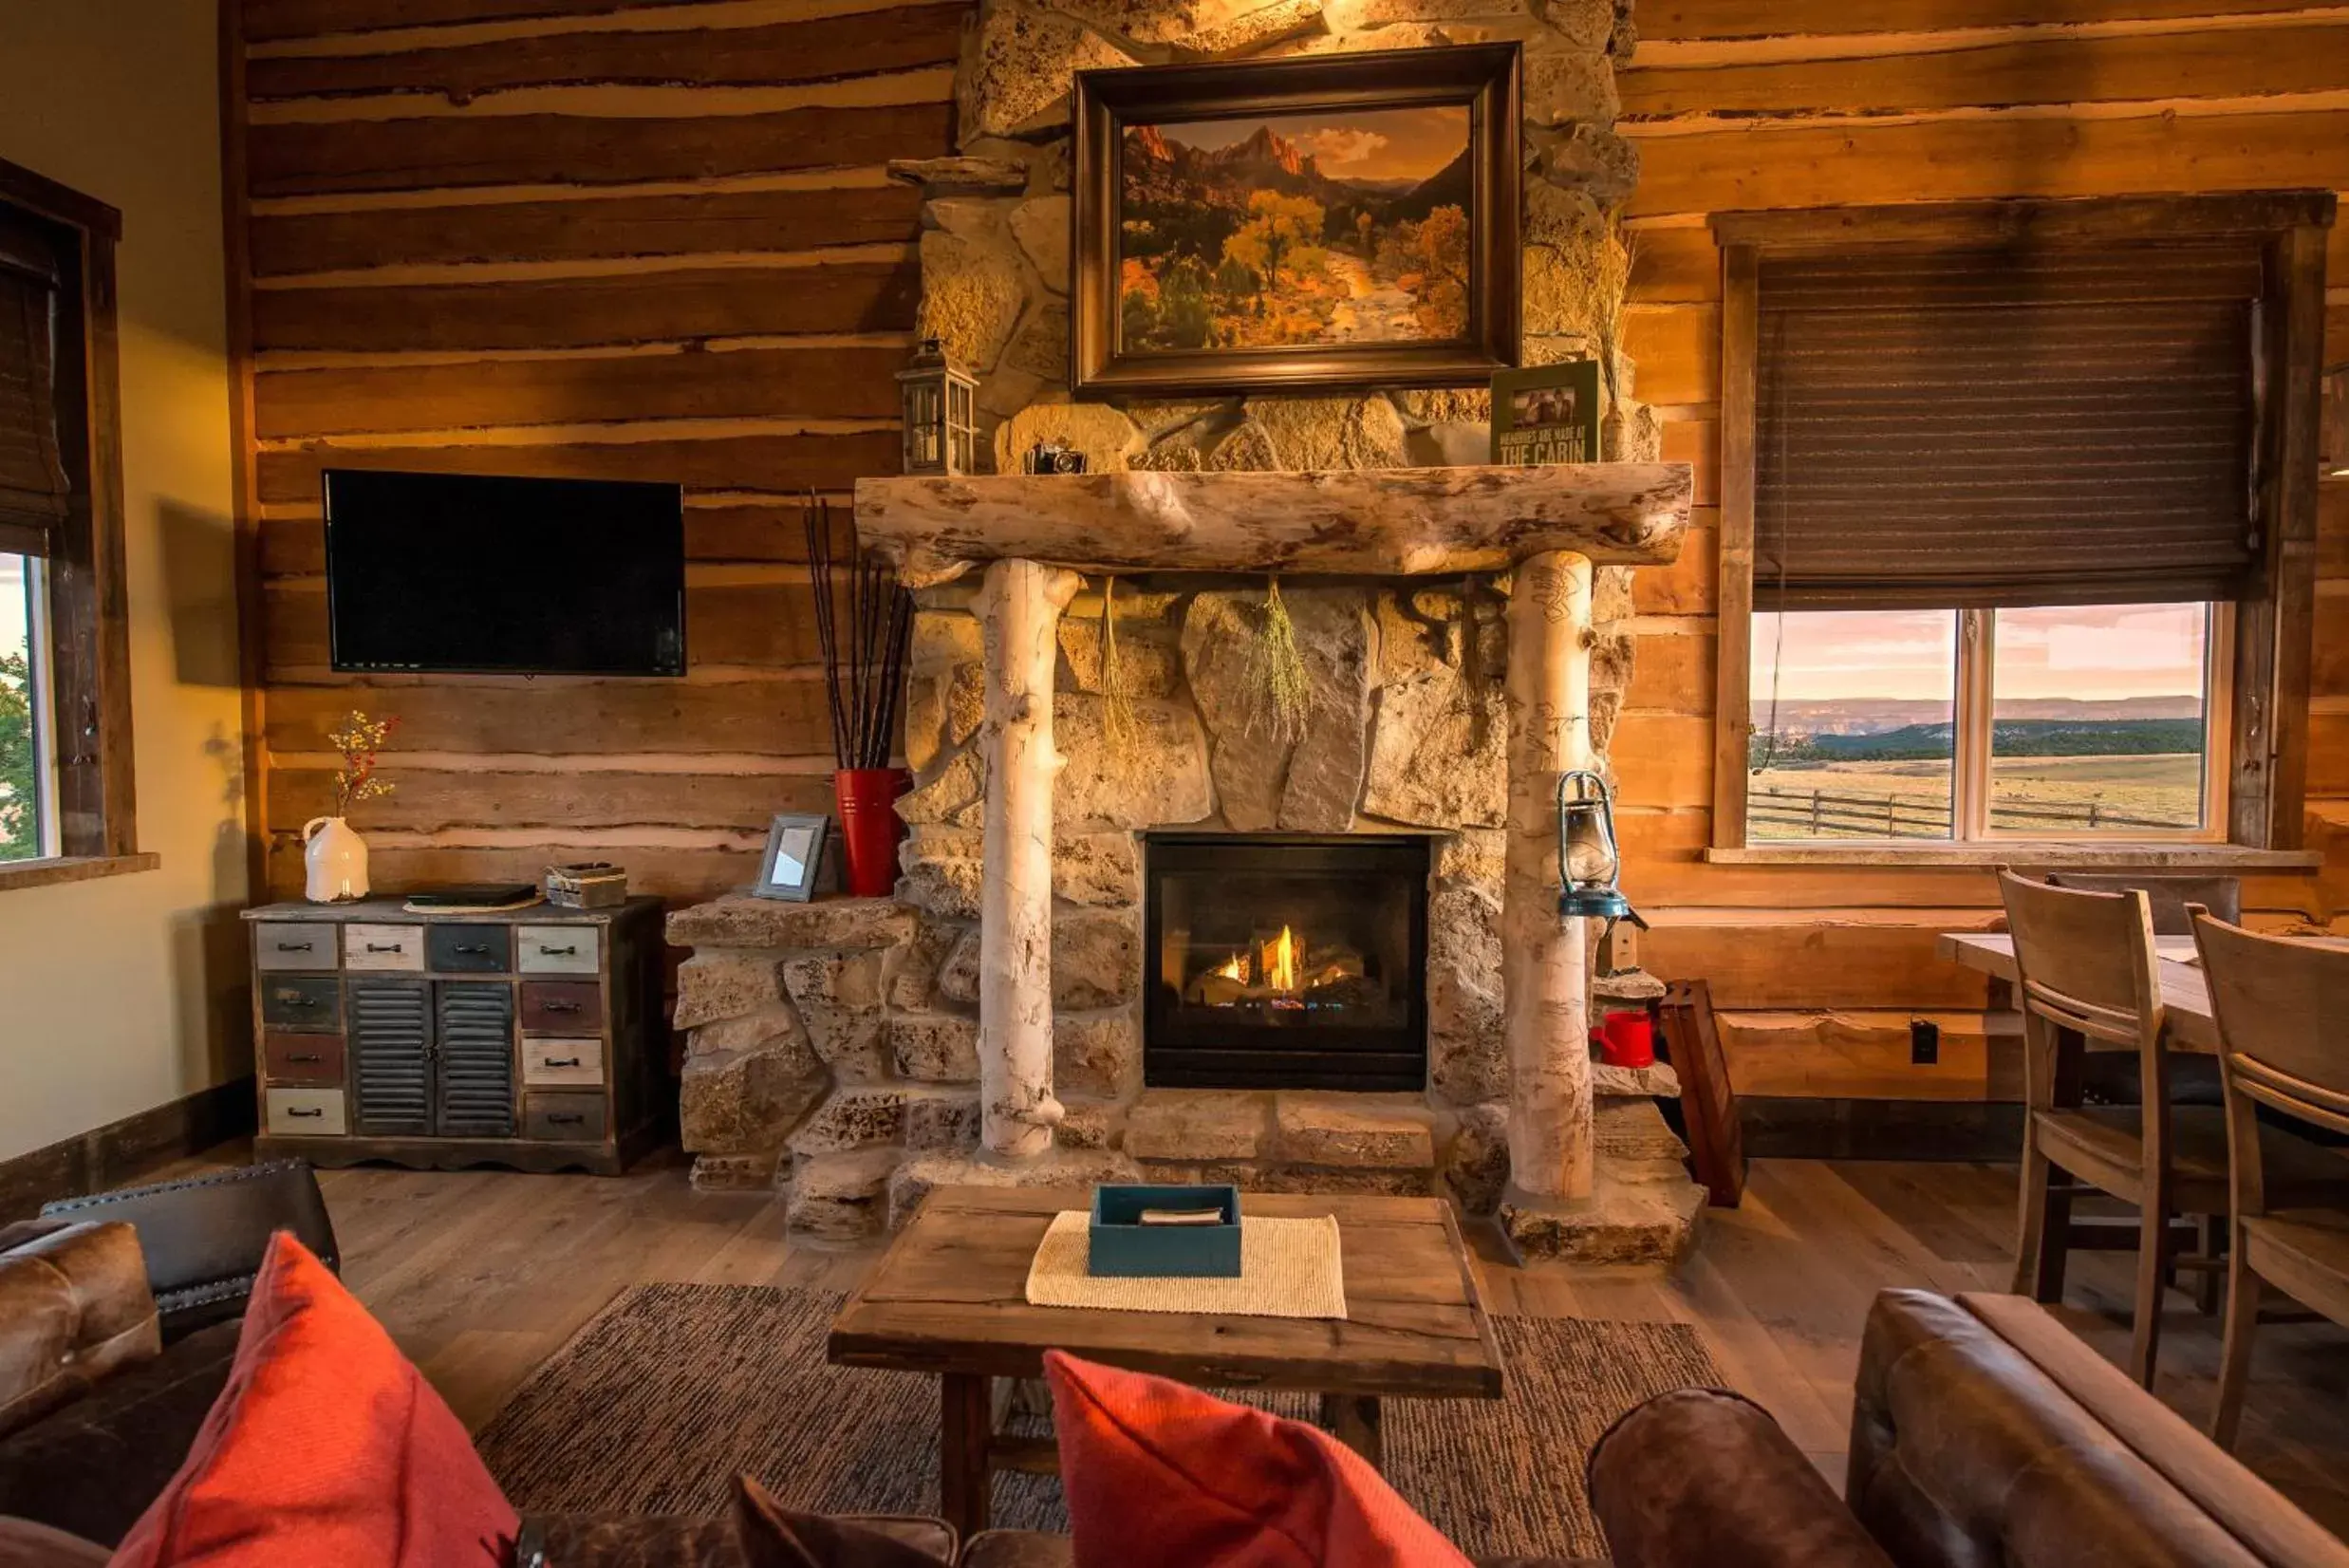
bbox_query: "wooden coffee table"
[828,1185,1504,1537]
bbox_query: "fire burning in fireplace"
[1185,924,1371,1012]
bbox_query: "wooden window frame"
[0,156,146,893]
[1708,193,2334,867]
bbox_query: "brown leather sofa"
[1842,1289,2349,1568]
[1588,1290,2349,1568]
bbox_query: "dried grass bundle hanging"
[1246,575,1311,742]
[1551,221,1639,406]
[1591,226,1638,408]
[1098,575,1140,756]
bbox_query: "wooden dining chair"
[2042,871,2242,932]
[2000,870,2226,1386]
[2188,909,2349,1448]
[2041,873,2241,1309]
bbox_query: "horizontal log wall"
[231,0,958,905]
[1615,0,2349,1100]
[227,0,2345,1105]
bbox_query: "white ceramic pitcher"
[302,815,369,903]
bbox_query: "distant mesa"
[1758,695,2202,737]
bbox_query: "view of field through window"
[1748,604,2211,841]
[0,553,42,862]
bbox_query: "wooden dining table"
[1940,932,2221,1052]
[1938,930,2349,1055]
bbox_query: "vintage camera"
[1022,439,1088,476]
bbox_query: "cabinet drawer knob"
[543,1000,583,1013]
[287,1052,323,1063]
[548,1112,585,1125]
[454,943,492,955]
[365,943,401,953]
[275,940,314,952]
[545,1056,582,1068]
[538,944,577,957]
[279,995,318,1008]
[287,1107,325,1119]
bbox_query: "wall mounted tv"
[323,469,686,677]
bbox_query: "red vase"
[833,767,911,899]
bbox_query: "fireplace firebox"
[1142,834,1429,1092]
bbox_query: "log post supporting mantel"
[974,557,1084,1159]
[1501,550,1595,1202]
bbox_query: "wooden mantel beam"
[854,464,1691,588]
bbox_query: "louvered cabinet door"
[347,979,432,1136]
[435,981,516,1137]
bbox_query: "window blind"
[1753,239,2263,609]
[0,209,69,558]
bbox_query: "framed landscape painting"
[1072,45,1521,399]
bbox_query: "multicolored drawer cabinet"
[243,897,665,1174]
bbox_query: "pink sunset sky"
[1752,605,2209,703]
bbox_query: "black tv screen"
[324,469,686,677]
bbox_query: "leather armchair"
[40,1159,339,1340]
[0,1222,159,1439]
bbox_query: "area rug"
[474,1283,1725,1560]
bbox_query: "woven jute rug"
[474,1283,1725,1561]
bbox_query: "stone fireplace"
[662,0,1713,1262]
[1143,833,1430,1092]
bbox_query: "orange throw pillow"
[111,1233,516,1568]
[1042,1350,1472,1568]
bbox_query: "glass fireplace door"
[1143,834,1428,1092]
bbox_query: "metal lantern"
[1556,769,1632,922]
[896,337,977,476]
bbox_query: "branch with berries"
[326,710,399,818]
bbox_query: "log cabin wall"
[1612,0,2349,1108]
[225,0,2347,1111]
[226,0,964,905]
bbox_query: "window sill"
[0,852,160,893]
[1705,843,2321,871]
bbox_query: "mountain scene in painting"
[1117,104,1472,352]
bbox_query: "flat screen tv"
[323,469,686,677]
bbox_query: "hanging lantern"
[896,337,977,476]
[1556,769,1632,922]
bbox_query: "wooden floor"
[197,1146,2349,1536]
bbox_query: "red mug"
[1594,1011,1656,1069]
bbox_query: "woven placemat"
[1023,1210,1347,1318]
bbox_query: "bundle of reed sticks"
[804,493,913,772]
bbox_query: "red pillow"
[111,1232,516,1568]
[1042,1350,1471,1568]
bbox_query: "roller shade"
[1753,239,2263,609]
[0,209,69,558]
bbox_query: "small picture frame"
[754,813,831,903]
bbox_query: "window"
[0,552,55,860]
[1710,194,2334,859]
[1748,604,2225,844]
[0,158,139,887]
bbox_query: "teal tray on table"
[1088,1184,1241,1278]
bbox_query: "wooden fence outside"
[1749,787,2193,839]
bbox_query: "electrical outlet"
[1910,1017,1940,1066]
